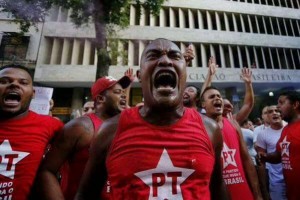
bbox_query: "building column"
[201,44,207,68]
[240,14,245,32]
[188,9,195,29]
[61,38,71,65]
[150,14,157,26]
[207,11,212,30]
[179,8,186,28]
[50,38,59,65]
[130,5,136,25]
[248,15,253,33]
[232,14,238,32]
[237,46,243,68]
[139,7,146,26]
[159,9,166,27]
[261,47,267,69]
[253,47,260,68]
[268,48,274,69]
[83,39,91,65]
[224,13,230,31]
[255,16,260,33]
[128,40,134,66]
[71,39,80,65]
[229,45,234,68]
[170,8,175,27]
[197,10,204,29]
[216,12,221,31]
[245,47,251,67]
[219,45,225,68]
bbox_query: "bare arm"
[35,117,93,200]
[183,44,195,66]
[202,115,230,200]
[200,57,218,96]
[232,120,262,200]
[255,146,271,200]
[124,68,135,109]
[75,115,120,200]
[235,68,254,125]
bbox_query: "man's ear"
[96,95,105,103]
[32,88,35,99]
[136,70,141,83]
[293,101,300,110]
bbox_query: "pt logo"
[0,140,29,179]
[280,136,290,157]
[135,149,194,200]
[221,143,237,168]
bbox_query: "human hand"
[124,68,135,82]
[208,56,218,76]
[183,44,195,65]
[240,67,252,83]
[255,151,267,166]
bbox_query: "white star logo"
[0,140,30,179]
[134,149,195,200]
[280,136,290,157]
[221,143,237,169]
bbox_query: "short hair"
[186,85,200,98]
[279,90,300,104]
[0,64,33,79]
[241,119,250,127]
[200,86,220,102]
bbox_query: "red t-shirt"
[105,107,215,199]
[221,118,254,200]
[276,121,300,200]
[0,111,63,200]
[61,113,102,200]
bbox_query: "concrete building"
[1,0,300,119]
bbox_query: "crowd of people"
[0,38,299,200]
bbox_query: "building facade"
[1,0,300,119]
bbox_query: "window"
[0,32,30,63]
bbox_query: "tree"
[0,0,165,77]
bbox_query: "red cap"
[91,76,131,100]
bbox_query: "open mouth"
[213,101,223,111]
[154,71,177,90]
[4,92,21,105]
[119,99,127,107]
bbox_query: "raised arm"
[202,114,230,200]
[235,68,254,124]
[124,68,135,109]
[200,57,218,96]
[183,43,195,66]
[75,115,120,200]
[35,118,92,200]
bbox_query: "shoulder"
[200,114,223,149]
[63,115,94,137]
[201,114,220,132]
[91,114,121,153]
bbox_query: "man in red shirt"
[0,64,63,200]
[258,90,300,200]
[75,38,229,200]
[201,86,262,200]
[35,75,131,200]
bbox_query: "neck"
[289,113,300,124]
[0,110,29,121]
[140,105,185,126]
[270,122,283,130]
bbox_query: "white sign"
[29,87,53,115]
